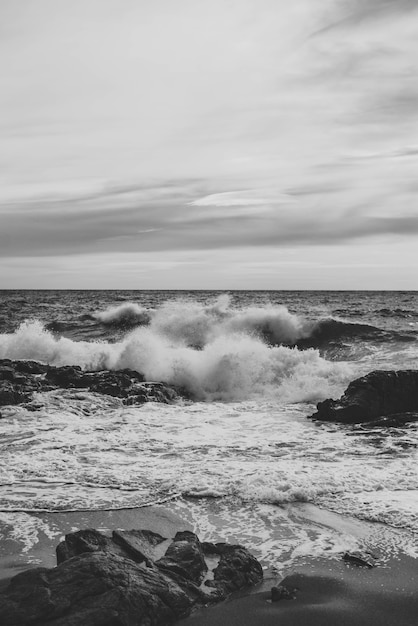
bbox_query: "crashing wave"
[0,320,351,402]
[93,302,152,327]
[89,296,415,349]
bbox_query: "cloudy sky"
[1,0,417,289]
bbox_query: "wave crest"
[93,302,151,326]
[89,296,413,350]
[0,320,351,402]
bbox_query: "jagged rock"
[0,359,180,408]
[7,360,48,375]
[156,532,207,585]
[0,552,194,626]
[342,551,377,568]
[202,542,264,595]
[0,528,263,626]
[112,530,168,567]
[44,365,86,388]
[56,528,126,565]
[310,370,418,423]
[56,529,168,568]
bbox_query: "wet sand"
[0,505,192,580]
[181,553,418,626]
[0,503,417,625]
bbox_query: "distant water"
[0,290,417,564]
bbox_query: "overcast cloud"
[1,0,417,288]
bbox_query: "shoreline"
[1,500,417,625]
[181,552,418,626]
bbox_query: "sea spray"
[0,320,352,401]
[93,302,151,326]
[90,296,413,349]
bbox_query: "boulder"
[0,528,263,626]
[0,552,194,626]
[310,370,418,423]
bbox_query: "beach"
[0,289,417,623]
[1,499,417,625]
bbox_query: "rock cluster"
[0,359,180,409]
[310,370,418,424]
[0,528,263,626]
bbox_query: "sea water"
[0,290,417,571]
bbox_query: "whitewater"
[0,290,417,570]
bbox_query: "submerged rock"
[0,359,180,407]
[271,584,297,602]
[342,551,377,568]
[310,370,418,423]
[0,528,263,626]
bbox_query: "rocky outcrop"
[0,359,180,409]
[0,528,263,626]
[310,370,418,423]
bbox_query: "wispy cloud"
[1,176,418,259]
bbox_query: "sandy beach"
[1,499,417,625]
[181,553,418,626]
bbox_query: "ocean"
[0,290,417,576]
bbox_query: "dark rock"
[13,360,48,375]
[342,551,377,568]
[310,370,418,423]
[156,532,207,585]
[112,530,168,566]
[56,529,127,565]
[0,365,19,382]
[85,371,134,397]
[0,552,194,626]
[44,365,86,388]
[0,359,180,409]
[271,584,297,601]
[0,528,263,626]
[0,381,32,407]
[359,412,418,428]
[203,543,263,595]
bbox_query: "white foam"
[0,320,352,401]
[93,302,151,326]
[147,296,310,347]
[0,511,59,553]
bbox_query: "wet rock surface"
[310,370,418,423]
[0,359,180,408]
[342,551,378,568]
[0,528,263,626]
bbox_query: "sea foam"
[93,302,151,326]
[0,317,351,402]
[92,296,308,346]
[91,296,406,349]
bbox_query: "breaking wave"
[0,319,351,402]
[89,296,415,348]
[92,302,151,327]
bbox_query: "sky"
[1,0,418,289]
